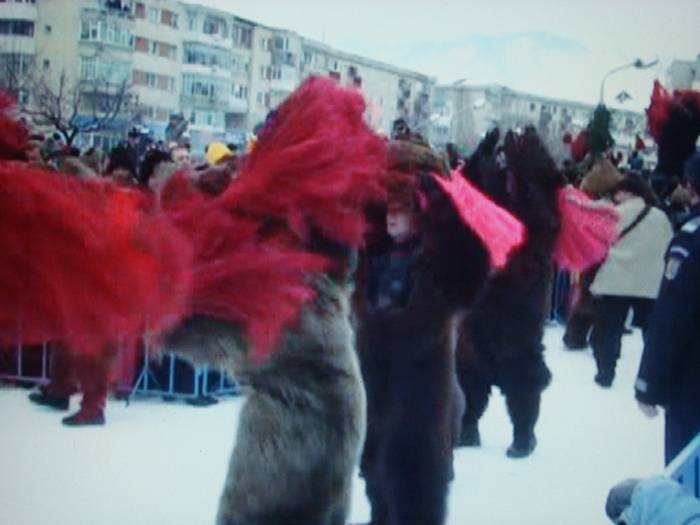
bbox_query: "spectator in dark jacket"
[635,153,700,464]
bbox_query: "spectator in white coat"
[589,172,673,387]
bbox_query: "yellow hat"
[205,142,232,165]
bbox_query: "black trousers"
[590,295,654,372]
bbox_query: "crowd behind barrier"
[1,267,572,402]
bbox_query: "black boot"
[594,360,615,387]
[594,369,615,388]
[28,389,70,411]
[456,422,481,447]
[506,431,537,458]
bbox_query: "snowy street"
[0,324,665,525]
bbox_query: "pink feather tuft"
[553,186,620,272]
[432,171,526,269]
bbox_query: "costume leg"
[455,356,491,447]
[500,352,551,458]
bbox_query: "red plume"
[227,76,388,248]
[163,76,389,361]
[432,171,526,269]
[0,164,192,355]
[553,186,620,272]
[0,92,29,160]
[646,80,672,141]
[570,130,589,163]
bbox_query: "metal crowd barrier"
[0,337,241,404]
[666,432,700,499]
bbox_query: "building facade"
[0,0,653,160]
[430,83,648,165]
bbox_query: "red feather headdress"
[0,165,192,355]
[163,76,389,361]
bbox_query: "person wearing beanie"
[205,141,232,165]
[635,149,700,464]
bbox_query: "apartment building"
[667,55,700,91]
[300,38,434,134]
[0,0,36,105]
[1,0,439,153]
[431,83,647,163]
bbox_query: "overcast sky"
[187,0,699,112]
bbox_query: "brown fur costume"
[456,127,564,458]
[353,152,491,524]
[166,276,366,525]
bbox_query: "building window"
[148,7,160,24]
[80,19,134,48]
[0,19,35,37]
[0,53,34,75]
[231,84,247,99]
[186,13,197,31]
[232,24,251,48]
[80,56,96,80]
[81,57,130,83]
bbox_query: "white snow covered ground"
[0,324,665,525]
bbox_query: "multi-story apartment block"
[300,38,434,135]
[666,55,700,91]
[131,0,181,141]
[0,0,656,161]
[431,83,647,164]
[0,0,37,105]
[1,0,438,154]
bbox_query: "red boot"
[61,355,108,427]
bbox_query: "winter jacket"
[590,196,673,299]
[635,215,700,414]
[619,476,700,525]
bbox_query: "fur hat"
[579,158,623,198]
[386,175,419,213]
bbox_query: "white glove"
[638,402,659,418]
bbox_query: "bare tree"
[27,69,136,146]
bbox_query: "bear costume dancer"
[455,127,618,458]
[353,133,526,525]
[161,76,387,524]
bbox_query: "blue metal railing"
[0,339,240,403]
[666,432,700,499]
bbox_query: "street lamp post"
[599,58,659,105]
